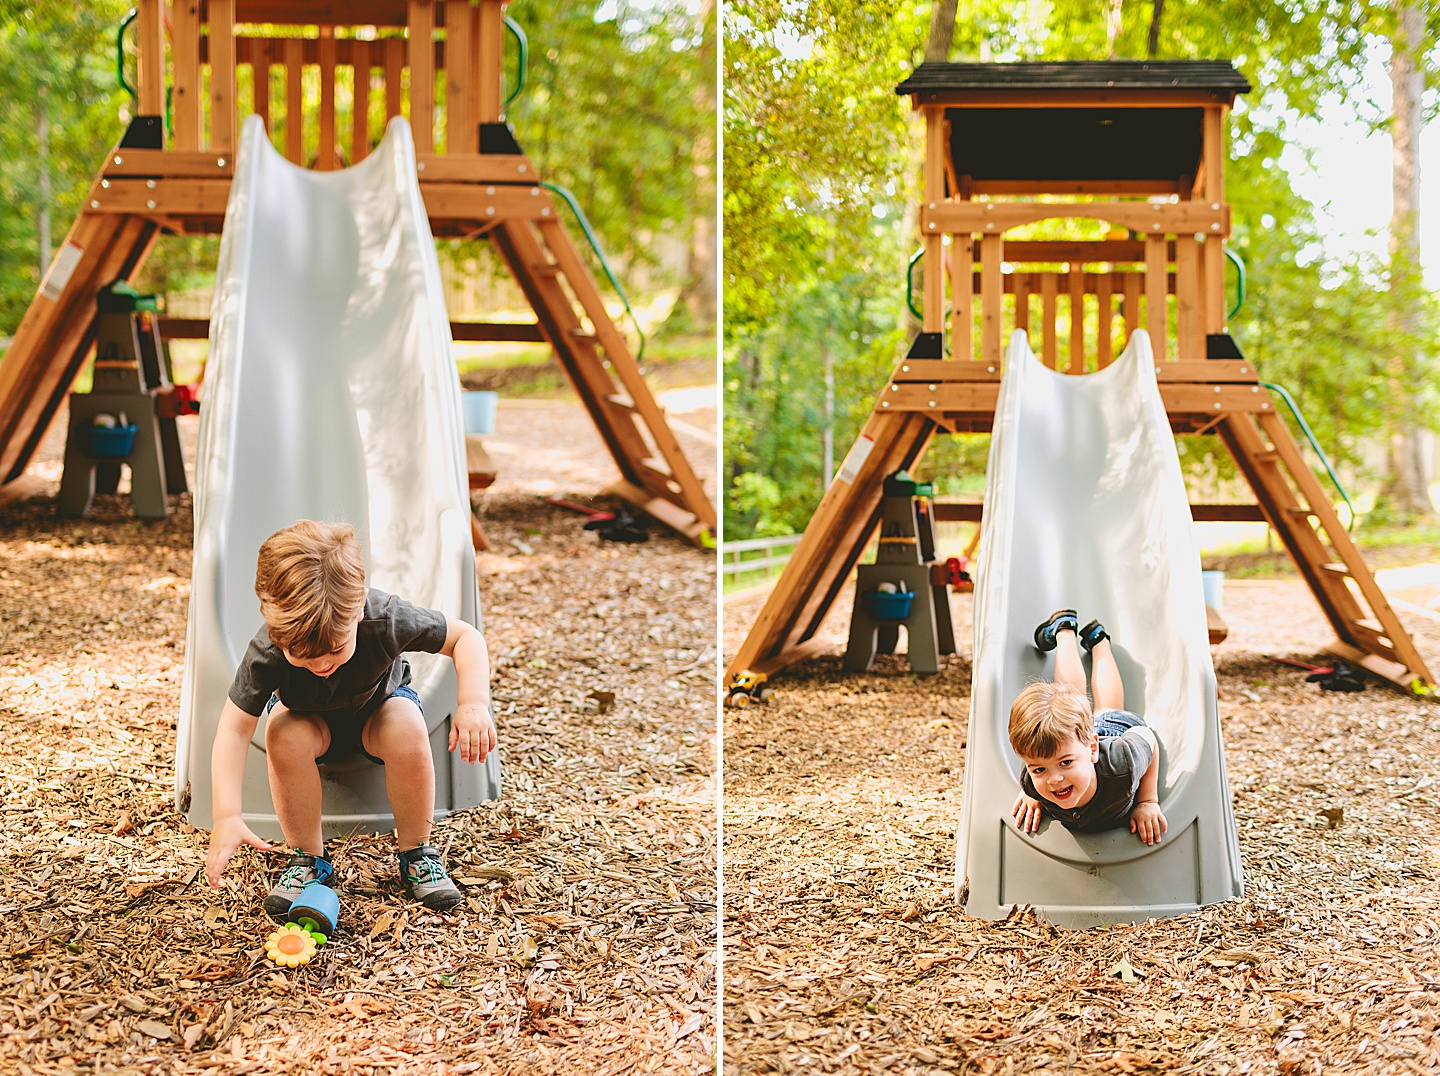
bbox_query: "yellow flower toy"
[264,923,319,967]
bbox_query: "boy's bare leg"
[265,708,329,855]
[1090,637,1125,712]
[362,696,436,850]
[1053,628,1087,693]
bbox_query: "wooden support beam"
[477,0,505,122]
[407,1,436,154]
[351,39,372,162]
[208,0,237,153]
[1067,264,1084,373]
[1040,273,1057,368]
[923,200,1228,237]
[1145,233,1168,362]
[949,233,973,361]
[136,0,166,118]
[253,40,273,138]
[1096,271,1113,367]
[316,27,338,168]
[979,235,1002,363]
[1175,235,1202,359]
[284,37,304,163]
[445,0,477,153]
[384,37,404,123]
[173,1,203,151]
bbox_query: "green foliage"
[0,1,132,333]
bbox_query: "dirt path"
[0,391,717,1074]
[723,581,1440,1075]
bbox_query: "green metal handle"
[539,182,645,363]
[1259,379,1356,531]
[503,16,528,109]
[116,9,138,102]
[906,246,923,320]
[1225,247,1246,321]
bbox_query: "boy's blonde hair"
[255,520,366,658]
[1008,681,1094,759]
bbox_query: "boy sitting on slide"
[1008,610,1167,845]
[204,520,498,914]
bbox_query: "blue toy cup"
[461,391,498,436]
[288,881,339,938]
[81,423,138,459]
[862,589,915,622]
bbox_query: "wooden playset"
[728,60,1434,694]
[0,0,714,543]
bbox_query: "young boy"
[1008,609,1167,845]
[203,520,498,914]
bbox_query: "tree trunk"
[667,0,717,331]
[37,85,52,275]
[1106,0,1124,57]
[923,0,958,63]
[1147,0,1164,56]
[1379,2,1434,520]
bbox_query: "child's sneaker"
[1079,619,1110,652]
[399,845,465,912]
[263,851,334,920]
[1033,609,1079,652]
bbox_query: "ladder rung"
[1349,619,1399,658]
[1352,618,1389,638]
[529,262,562,277]
[1253,450,1280,462]
[605,394,638,412]
[1285,506,1318,518]
[1320,562,1352,576]
[569,329,597,342]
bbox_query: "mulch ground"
[723,579,1440,1075]
[0,393,717,1075]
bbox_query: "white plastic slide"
[175,115,501,838]
[955,330,1242,927]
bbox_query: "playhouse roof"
[896,60,1252,99]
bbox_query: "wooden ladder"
[490,214,715,542]
[1218,409,1433,692]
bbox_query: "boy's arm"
[439,617,497,764]
[205,698,272,888]
[1128,727,1167,844]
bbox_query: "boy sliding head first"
[203,520,498,914]
[1009,610,1167,845]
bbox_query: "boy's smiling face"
[1019,733,1100,810]
[277,617,361,678]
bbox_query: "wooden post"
[445,1,477,153]
[1040,273,1058,368]
[284,37,304,163]
[318,27,338,168]
[136,0,165,119]
[1144,233,1168,362]
[384,38,404,125]
[979,235,1003,364]
[1123,272,1141,341]
[1067,268,1085,373]
[408,1,436,153]
[1095,271,1114,368]
[477,0,505,122]
[1175,235,1202,359]
[949,234,973,362]
[253,41,272,138]
[922,107,946,337]
[172,1,202,151]
[1202,106,1227,330]
[1014,271,1032,337]
[208,0,237,153]
[351,40,371,162]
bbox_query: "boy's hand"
[1012,792,1044,834]
[205,816,272,889]
[1130,800,1167,845]
[449,702,497,764]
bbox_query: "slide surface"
[956,330,1242,926]
[175,116,501,838]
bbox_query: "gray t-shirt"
[228,588,449,719]
[1020,725,1154,833]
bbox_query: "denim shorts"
[264,683,423,765]
[1094,708,1145,739]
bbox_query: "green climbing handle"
[1226,248,1246,321]
[116,9,138,101]
[503,16,528,108]
[1259,379,1356,531]
[539,182,645,363]
[905,245,951,326]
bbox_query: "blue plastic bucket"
[862,589,915,622]
[461,391,498,436]
[82,423,138,459]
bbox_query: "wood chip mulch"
[723,581,1440,1075]
[0,454,716,1073]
